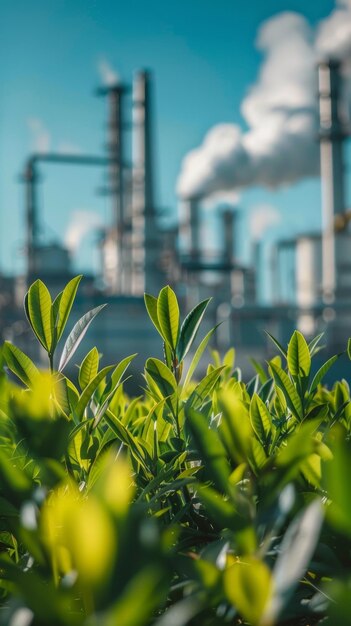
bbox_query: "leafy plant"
[0,276,350,625]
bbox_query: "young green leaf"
[186,366,224,411]
[74,365,115,421]
[224,557,273,626]
[3,341,40,388]
[55,275,82,344]
[270,362,303,420]
[145,358,178,399]
[176,298,211,362]
[347,338,351,360]
[186,408,230,492]
[79,347,99,390]
[157,286,180,351]
[287,330,311,377]
[183,325,219,390]
[309,353,341,394]
[144,293,163,337]
[27,279,53,352]
[265,331,287,358]
[58,303,107,371]
[250,393,272,445]
[308,332,324,356]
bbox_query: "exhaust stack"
[318,59,347,303]
[131,70,159,294]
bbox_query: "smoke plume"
[98,58,120,86]
[27,117,51,154]
[65,210,102,254]
[177,2,351,200]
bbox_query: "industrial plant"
[0,59,350,378]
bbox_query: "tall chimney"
[222,208,236,263]
[318,59,346,303]
[97,83,127,292]
[24,157,39,276]
[131,70,159,294]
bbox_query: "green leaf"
[144,293,162,337]
[104,409,149,470]
[217,389,252,464]
[265,331,287,358]
[262,500,323,625]
[145,358,177,399]
[79,347,99,390]
[186,408,230,492]
[27,279,53,352]
[347,338,351,360]
[74,365,115,421]
[308,332,324,356]
[176,298,211,362]
[58,303,107,371]
[250,393,272,445]
[186,366,224,411]
[224,557,273,626]
[55,275,82,344]
[197,484,238,529]
[270,362,303,420]
[157,286,180,351]
[183,325,219,390]
[3,341,40,388]
[287,330,311,377]
[309,353,341,394]
[108,354,137,392]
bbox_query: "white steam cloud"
[65,210,102,254]
[177,2,351,200]
[98,58,120,86]
[27,117,51,154]
[249,204,281,242]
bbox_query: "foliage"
[0,278,351,625]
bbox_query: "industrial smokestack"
[183,196,201,261]
[131,70,159,294]
[97,83,127,292]
[318,59,347,303]
[221,209,236,263]
[24,157,39,276]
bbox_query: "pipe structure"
[318,59,347,303]
[23,152,113,277]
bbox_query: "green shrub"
[0,277,350,625]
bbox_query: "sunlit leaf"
[157,286,180,351]
[79,347,99,390]
[27,279,53,352]
[3,341,40,388]
[176,298,210,362]
[59,303,107,371]
[250,393,272,445]
[55,275,82,344]
[224,556,273,626]
[287,330,311,377]
[270,362,303,420]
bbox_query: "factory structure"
[0,61,350,378]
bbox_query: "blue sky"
[1,0,347,277]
